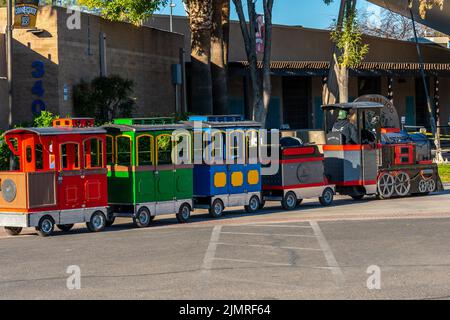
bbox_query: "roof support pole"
[410,9,444,162]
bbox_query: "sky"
[156,0,382,30]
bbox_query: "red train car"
[0,118,108,236]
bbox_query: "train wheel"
[282,192,298,211]
[4,227,22,236]
[209,199,224,218]
[86,211,106,233]
[319,188,334,206]
[245,196,260,213]
[259,200,266,210]
[176,203,191,223]
[377,173,395,199]
[418,179,429,194]
[297,199,303,206]
[36,216,55,237]
[427,179,436,193]
[394,172,411,197]
[57,224,74,232]
[134,207,152,228]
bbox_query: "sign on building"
[14,0,39,29]
[256,14,265,54]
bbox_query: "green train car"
[103,118,193,227]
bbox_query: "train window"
[210,131,224,163]
[106,135,114,165]
[157,134,173,165]
[247,130,259,163]
[137,135,153,166]
[193,132,204,162]
[116,136,132,166]
[26,146,32,163]
[174,133,191,165]
[227,130,245,162]
[35,144,44,170]
[60,143,80,170]
[84,138,104,168]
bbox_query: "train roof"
[103,123,190,133]
[3,126,106,136]
[322,102,384,110]
[184,121,261,129]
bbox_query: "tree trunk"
[186,0,213,114]
[211,0,229,115]
[261,0,274,128]
[337,66,349,103]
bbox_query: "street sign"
[14,0,39,29]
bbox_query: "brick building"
[0,6,184,130]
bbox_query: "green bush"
[73,75,136,124]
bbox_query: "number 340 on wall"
[31,60,46,115]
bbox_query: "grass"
[438,164,450,183]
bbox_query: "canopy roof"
[4,127,106,136]
[368,0,450,36]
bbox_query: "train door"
[227,130,246,195]
[57,139,84,210]
[83,137,108,208]
[135,134,156,204]
[155,133,175,213]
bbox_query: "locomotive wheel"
[319,188,334,206]
[427,179,436,193]
[377,173,395,199]
[245,196,260,213]
[176,203,191,223]
[282,192,298,211]
[133,207,152,228]
[394,172,411,197]
[57,224,74,232]
[209,199,224,218]
[4,227,22,236]
[86,211,106,233]
[418,179,429,194]
[36,216,55,237]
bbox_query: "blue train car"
[187,115,262,217]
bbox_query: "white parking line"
[213,257,292,267]
[221,231,316,238]
[201,226,222,273]
[242,224,312,229]
[216,242,322,251]
[310,221,345,287]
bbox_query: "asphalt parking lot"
[1,192,450,300]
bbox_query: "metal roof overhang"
[368,0,450,36]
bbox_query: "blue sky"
[156,0,381,30]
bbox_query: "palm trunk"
[211,0,229,115]
[186,0,213,114]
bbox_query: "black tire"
[259,200,266,210]
[56,224,74,232]
[319,188,334,206]
[105,217,115,227]
[176,203,191,223]
[209,199,225,218]
[4,227,22,236]
[86,211,106,233]
[36,216,55,237]
[282,191,298,211]
[245,196,260,213]
[297,199,303,206]
[351,194,364,200]
[133,207,152,228]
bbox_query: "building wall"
[0,6,184,129]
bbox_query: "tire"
[105,217,115,227]
[259,199,266,210]
[297,199,303,206]
[245,196,260,213]
[36,216,55,237]
[56,224,74,232]
[282,191,298,211]
[209,199,225,218]
[351,195,364,200]
[4,227,22,236]
[176,203,191,223]
[133,207,152,228]
[319,188,334,206]
[86,211,106,233]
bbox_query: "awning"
[230,61,450,76]
[368,0,450,36]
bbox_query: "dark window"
[117,136,131,166]
[35,144,43,170]
[106,136,114,165]
[137,135,153,166]
[358,77,381,97]
[26,146,32,163]
[157,135,172,165]
[282,77,311,129]
[84,138,104,168]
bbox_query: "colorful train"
[0,102,443,236]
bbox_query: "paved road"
[1,192,450,299]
